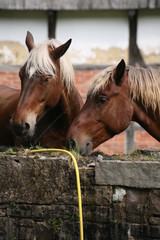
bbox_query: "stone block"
[114,222,130,240]
[84,222,111,240]
[148,190,160,214]
[79,167,95,186]
[0,155,72,204]
[83,206,110,223]
[95,160,160,188]
[81,185,112,206]
[149,216,160,225]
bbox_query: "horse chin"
[18,129,35,140]
[21,125,36,141]
[80,149,92,156]
[15,133,33,147]
[24,130,34,139]
[79,143,92,156]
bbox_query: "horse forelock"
[88,64,160,113]
[25,39,74,92]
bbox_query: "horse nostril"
[11,122,30,137]
[86,142,90,147]
[80,140,91,156]
[11,124,23,137]
[69,139,76,149]
[25,122,30,130]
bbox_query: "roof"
[0,0,160,10]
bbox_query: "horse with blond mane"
[0,31,83,147]
[67,59,160,155]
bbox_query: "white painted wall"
[138,9,160,56]
[0,11,48,45]
[56,10,128,63]
[0,9,159,65]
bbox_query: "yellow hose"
[30,148,84,240]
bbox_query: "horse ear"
[53,39,72,60]
[25,31,35,52]
[114,59,126,85]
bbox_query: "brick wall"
[0,68,160,155]
[0,70,20,89]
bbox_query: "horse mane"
[88,64,160,113]
[88,65,115,96]
[25,39,74,92]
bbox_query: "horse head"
[67,59,134,155]
[11,31,72,139]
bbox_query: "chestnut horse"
[67,59,160,155]
[0,31,83,147]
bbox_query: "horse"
[0,31,83,148]
[66,59,160,155]
[0,85,20,146]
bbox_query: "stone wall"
[0,151,160,239]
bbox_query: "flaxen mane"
[25,39,74,92]
[88,65,160,113]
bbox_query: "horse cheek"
[103,100,132,133]
[115,101,133,132]
[102,102,118,131]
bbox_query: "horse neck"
[58,86,83,119]
[132,101,160,141]
[44,86,83,132]
[57,89,72,123]
[65,86,83,119]
[45,89,72,128]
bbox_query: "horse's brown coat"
[0,32,83,147]
[67,59,160,155]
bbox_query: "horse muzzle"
[10,121,32,138]
[66,138,93,156]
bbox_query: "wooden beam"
[125,122,135,154]
[126,9,146,154]
[47,10,57,38]
[128,9,146,67]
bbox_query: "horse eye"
[98,95,108,104]
[44,77,50,84]
[40,77,51,85]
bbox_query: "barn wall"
[0,152,160,239]
[0,9,160,65]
